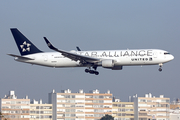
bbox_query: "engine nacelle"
[101,59,123,70]
[102,59,114,68]
[111,66,123,70]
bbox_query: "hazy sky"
[0,1,179,102]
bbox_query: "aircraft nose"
[169,54,174,61]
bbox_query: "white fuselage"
[14,49,174,68]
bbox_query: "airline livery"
[8,28,174,75]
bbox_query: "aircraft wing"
[44,37,101,63]
[7,54,34,60]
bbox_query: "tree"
[0,112,4,120]
[0,112,8,120]
[100,114,114,120]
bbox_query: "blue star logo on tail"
[20,41,31,52]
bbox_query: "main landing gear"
[158,63,163,72]
[85,66,99,75]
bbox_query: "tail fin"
[10,28,42,56]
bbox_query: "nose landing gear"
[158,63,163,72]
[85,66,99,75]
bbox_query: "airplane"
[8,28,174,75]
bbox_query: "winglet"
[44,37,58,51]
[76,46,81,51]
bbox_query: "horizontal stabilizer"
[7,54,34,60]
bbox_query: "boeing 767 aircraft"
[8,28,174,75]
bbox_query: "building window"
[117,104,121,107]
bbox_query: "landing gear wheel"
[89,70,94,74]
[94,71,99,75]
[85,69,89,73]
[159,68,162,72]
[84,66,99,75]
[158,63,163,72]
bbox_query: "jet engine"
[102,59,115,68]
[101,59,123,70]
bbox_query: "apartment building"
[169,99,180,120]
[0,91,30,120]
[0,91,52,120]
[169,109,180,120]
[2,90,171,120]
[170,98,180,109]
[48,89,112,120]
[30,99,52,120]
[129,93,170,120]
[112,99,134,120]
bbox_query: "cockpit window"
[164,52,170,55]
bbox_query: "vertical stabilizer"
[10,28,42,56]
